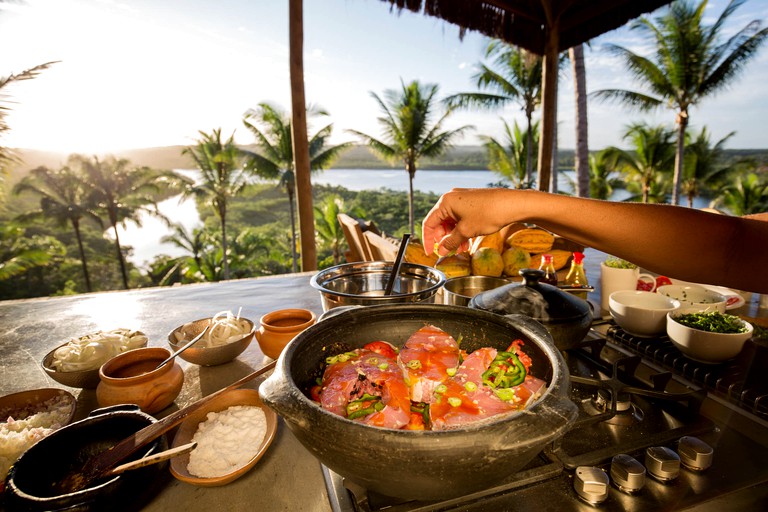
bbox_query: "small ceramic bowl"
[168,317,255,366]
[666,312,753,363]
[42,333,148,389]
[609,290,680,337]
[169,388,277,487]
[656,285,728,313]
[255,308,316,360]
[96,347,184,414]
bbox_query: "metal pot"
[3,405,169,511]
[259,304,577,501]
[469,268,593,351]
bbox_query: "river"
[117,168,708,267]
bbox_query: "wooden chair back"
[364,231,399,261]
[337,213,373,262]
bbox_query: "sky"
[1,0,767,155]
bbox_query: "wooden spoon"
[106,442,197,476]
[58,359,277,493]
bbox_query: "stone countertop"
[0,272,332,512]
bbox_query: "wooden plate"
[169,388,277,486]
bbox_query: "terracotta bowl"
[169,388,277,487]
[167,317,255,366]
[255,308,317,360]
[96,347,184,414]
[0,388,76,425]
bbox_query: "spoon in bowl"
[384,233,411,296]
[155,323,210,370]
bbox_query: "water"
[119,168,711,267]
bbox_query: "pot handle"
[88,404,142,417]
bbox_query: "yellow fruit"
[530,249,572,271]
[502,248,532,277]
[507,228,555,253]
[470,247,504,277]
[435,252,471,279]
[470,231,505,255]
[404,241,439,267]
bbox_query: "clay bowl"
[0,388,76,427]
[169,389,277,487]
[255,308,317,360]
[167,317,255,366]
[96,347,184,415]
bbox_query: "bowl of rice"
[42,329,148,389]
[168,310,256,366]
[0,388,76,485]
[169,388,277,486]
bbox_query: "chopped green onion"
[446,367,457,377]
[448,397,462,407]
[407,359,422,370]
[378,362,389,370]
[435,384,447,394]
[464,381,477,392]
[494,388,516,401]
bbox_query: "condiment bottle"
[538,253,559,286]
[565,251,589,299]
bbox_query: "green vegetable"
[604,257,637,269]
[673,312,748,334]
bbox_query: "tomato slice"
[363,341,398,359]
[655,276,673,288]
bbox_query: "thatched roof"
[379,0,673,55]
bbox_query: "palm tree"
[351,80,472,234]
[77,154,190,289]
[713,172,768,215]
[241,103,351,272]
[445,42,542,185]
[12,159,102,292]
[681,127,735,207]
[183,129,246,281]
[0,61,57,179]
[592,0,768,205]
[604,123,676,203]
[0,224,63,281]
[569,44,590,198]
[314,195,351,266]
[588,150,625,200]
[481,119,538,189]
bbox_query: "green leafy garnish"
[604,257,637,269]
[673,312,748,334]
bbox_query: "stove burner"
[586,388,644,426]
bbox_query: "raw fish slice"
[319,349,411,429]
[430,348,539,430]
[397,325,460,403]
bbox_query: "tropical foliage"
[592,0,768,205]
[446,42,542,185]
[481,119,538,189]
[350,79,471,234]
[241,103,351,272]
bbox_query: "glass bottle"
[538,253,559,286]
[565,251,589,299]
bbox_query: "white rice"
[187,405,267,478]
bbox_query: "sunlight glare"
[68,294,146,332]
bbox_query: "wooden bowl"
[169,388,277,486]
[168,317,255,366]
[0,388,76,426]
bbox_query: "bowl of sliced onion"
[42,329,148,389]
[168,310,256,366]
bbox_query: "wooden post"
[537,17,559,192]
[289,0,317,271]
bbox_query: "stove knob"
[574,466,610,505]
[610,454,646,493]
[678,436,714,471]
[645,446,680,482]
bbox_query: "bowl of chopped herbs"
[667,311,753,363]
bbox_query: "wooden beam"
[289,0,317,271]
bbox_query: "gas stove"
[322,324,768,511]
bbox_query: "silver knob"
[678,436,714,471]
[645,446,680,482]
[574,466,610,504]
[610,454,646,493]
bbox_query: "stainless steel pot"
[470,268,593,351]
[3,404,169,511]
[442,275,512,306]
[259,304,577,501]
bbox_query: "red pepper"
[363,341,398,359]
[310,385,322,402]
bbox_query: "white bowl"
[666,312,753,364]
[609,290,680,337]
[656,285,727,313]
